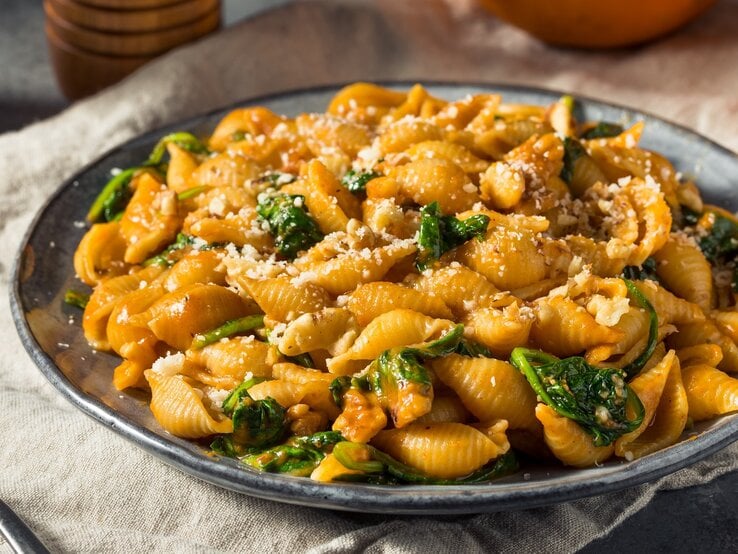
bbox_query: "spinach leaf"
[64,289,90,309]
[365,325,464,426]
[622,279,659,378]
[560,137,586,185]
[454,338,493,358]
[416,202,490,271]
[341,169,380,194]
[211,377,287,456]
[329,375,370,409]
[142,233,197,267]
[332,442,518,485]
[259,172,296,187]
[681,206,701,226]
[581,122,624,140]
[621,257,660,283]
[510,348,644,446]
[256,193,323,259]
[699,214,738,262]
[682,210,738,293]
[242,431,344,476]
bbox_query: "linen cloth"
[2,0,738,551]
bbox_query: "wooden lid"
[48,0,220,33]
[75,0,187,9]
[45,0,220,56]
[45,21,153,100]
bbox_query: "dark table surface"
[1,1,737,552]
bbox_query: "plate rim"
[10,80,738,514]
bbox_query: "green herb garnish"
[621,257,660,283]
[510,348,644,447]
[64,289,89,309]
[416,202,489,271]
[211,378,287,457]
[242,431,344,476]
[256,193,323,259]
[560,137,587,185]
[581,122,624,140]
[341,169,380,194]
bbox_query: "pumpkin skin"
[479,0,716,48]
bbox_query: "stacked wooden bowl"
[45,0,221,100]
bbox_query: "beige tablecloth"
[2,1,738,551]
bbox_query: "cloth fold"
[2,1,737,551]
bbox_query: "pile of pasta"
[72,83,738,484]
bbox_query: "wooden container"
[45,22,152,99]
[45,0,220,57]
[45,0,221,100]
[48,0,220,33]
[75,0,187,8]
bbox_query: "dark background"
[1,0,737,551]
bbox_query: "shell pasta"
[69,83,738,485]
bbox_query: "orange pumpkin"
[479,0,716,48]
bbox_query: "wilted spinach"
[416,202,489,271]
[256,193,323,259]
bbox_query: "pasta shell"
[390,158,480,214]
[73,222,129,286]
[531,296,624,357]
[107,283,164,359]
[82,265,165,351]
[535,404,613,468]
[371,422,509,479]
[236,275,330,322]
[166,143,199,193]
[410,264,502,317]
[668,320,738,373]
[304,240,416,296]
[346,281,453,326]
[615,350,686,458]
[404,140,488,175]
[682,364,738,421]
[186,336,278,381]
[145,283,254,350]
[278,308,359,357]
[327,82,406,124]
[296,113,372,160]
[456,225,548,290]
[208,106,286,151]
[379,118,444,155]
[653,235,714,311]
[463,304,533,358]
[119,172,181,264]
[163,250,227,292]
[327,309,454,375]
[190,151,263,188]
[281,179,349,235]
[431,354,539,431]
[146,371,232,438]
[414,395,471,425]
